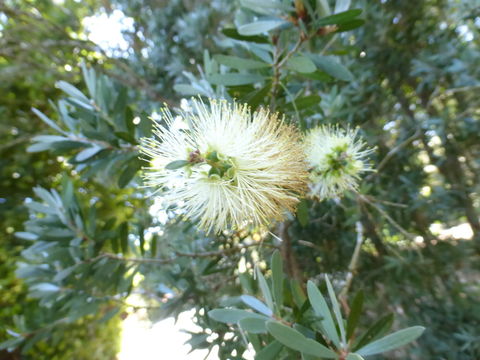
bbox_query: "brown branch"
[276,221,304,284]
[339,221,364,313]
[88,242,278,265]
[366,128,422,181]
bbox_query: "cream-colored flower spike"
[304,125,374,200]
[140,98,308,233]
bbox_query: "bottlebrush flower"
[304,125,373,199]
[140,99,308,233]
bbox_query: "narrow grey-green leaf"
[75,146,102,162]
[307,280,340,347]
[239,317,267,334]
[27,142,55,153]
[56,80,90,102]
[357,326,425,356]
[165,160,190,170]
[81,61,96,98]
[266,321,337,358]
[325,275,346,345]
[347,290,364,340]
[296,199,309,226]
[256,267,274,311]
[119,222,129,254]
[317,0,331,17]
[240,295,273,317]
[310,55,353,81]
[173,84,210,97]
[255,340,283,360]
[32,135,69,143]
[14,232,38,241]
[238,20,288,36]
[208,309,268,324]
[0,337,24,351]
[118,158,143,188]
[214,55,270,70]
[353,313,394,350]
[221,28,269,44]
[208,73,264,86]
[271,250,284,309]
[240,0,292,15]
[32,108,66,134]
[291,278,306,308]
[286,56,317,73]
[315,9,362,27]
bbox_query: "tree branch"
[88,242,278,265]
[339,221,363,313]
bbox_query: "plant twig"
[366,128,421,182]
[339,221,363,313]
[276,221,304,284]
[359,194,416,240]
[88,242,277,265]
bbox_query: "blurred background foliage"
[0,0,479,359]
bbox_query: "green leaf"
[240,0,292,15]
[285,95,321,112]
[306,280,340,347]
[241,83,271,110]
[119,222,129,254]
[247,333,262,352]
[81,61,96,98]
[53,266,76,282]
[256,267,274,311]
[325,275,346,345]
[270,250,284,309]
[300,70,332,82]
[56,80,90,102]
[266,321,337,358]
[118,158,143,188]
[32,135,70,143]
[208,73,265,86]
[337,19,365,32]
[32,108,66,134]
[165,160,190,170]
[221,28,269,44]
[347,290,364,340]
[315,9,362,27]
[31,283,60,293]
[317,0,331,17]
[150,235,157,257]
[75,146,102,162]
[357,326,425,356]
[255,340,283,360]
[173,84,210,97]
[353,313,394,350]
[208,308,268,323]
[241,295,273,317]
[239,317,267,334]
[286,56,317,73]
[296,199,309,226]
[238,19,288,36]
[309,55,354,81]
[214,55,270,70]
[290,278,306,308]
[111,233,119,253]
[15,232,38,241]
[0,337,24,351]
